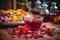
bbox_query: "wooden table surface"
[0,22,60,40]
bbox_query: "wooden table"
[0,22,60,40]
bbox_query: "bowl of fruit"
[0,9,30,26]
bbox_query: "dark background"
[16,0,60,10]
[48,0,60,10]
[0,0,3,9]
[0,0,13,10]
[0,0,60,10]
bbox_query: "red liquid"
[25,19,42,31]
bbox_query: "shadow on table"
[0,25,18,29]
[0,24,25,29]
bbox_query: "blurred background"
[0,0,60,10]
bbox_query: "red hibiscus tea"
[24,16,44,31]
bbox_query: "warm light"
[59,16,60,19]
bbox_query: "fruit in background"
[9,15,21,22]
[54,16,60,23]
[16,9,26,17]
[0,9,30,22]
[0,13,10,22]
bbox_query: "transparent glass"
[24,15,44,32]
